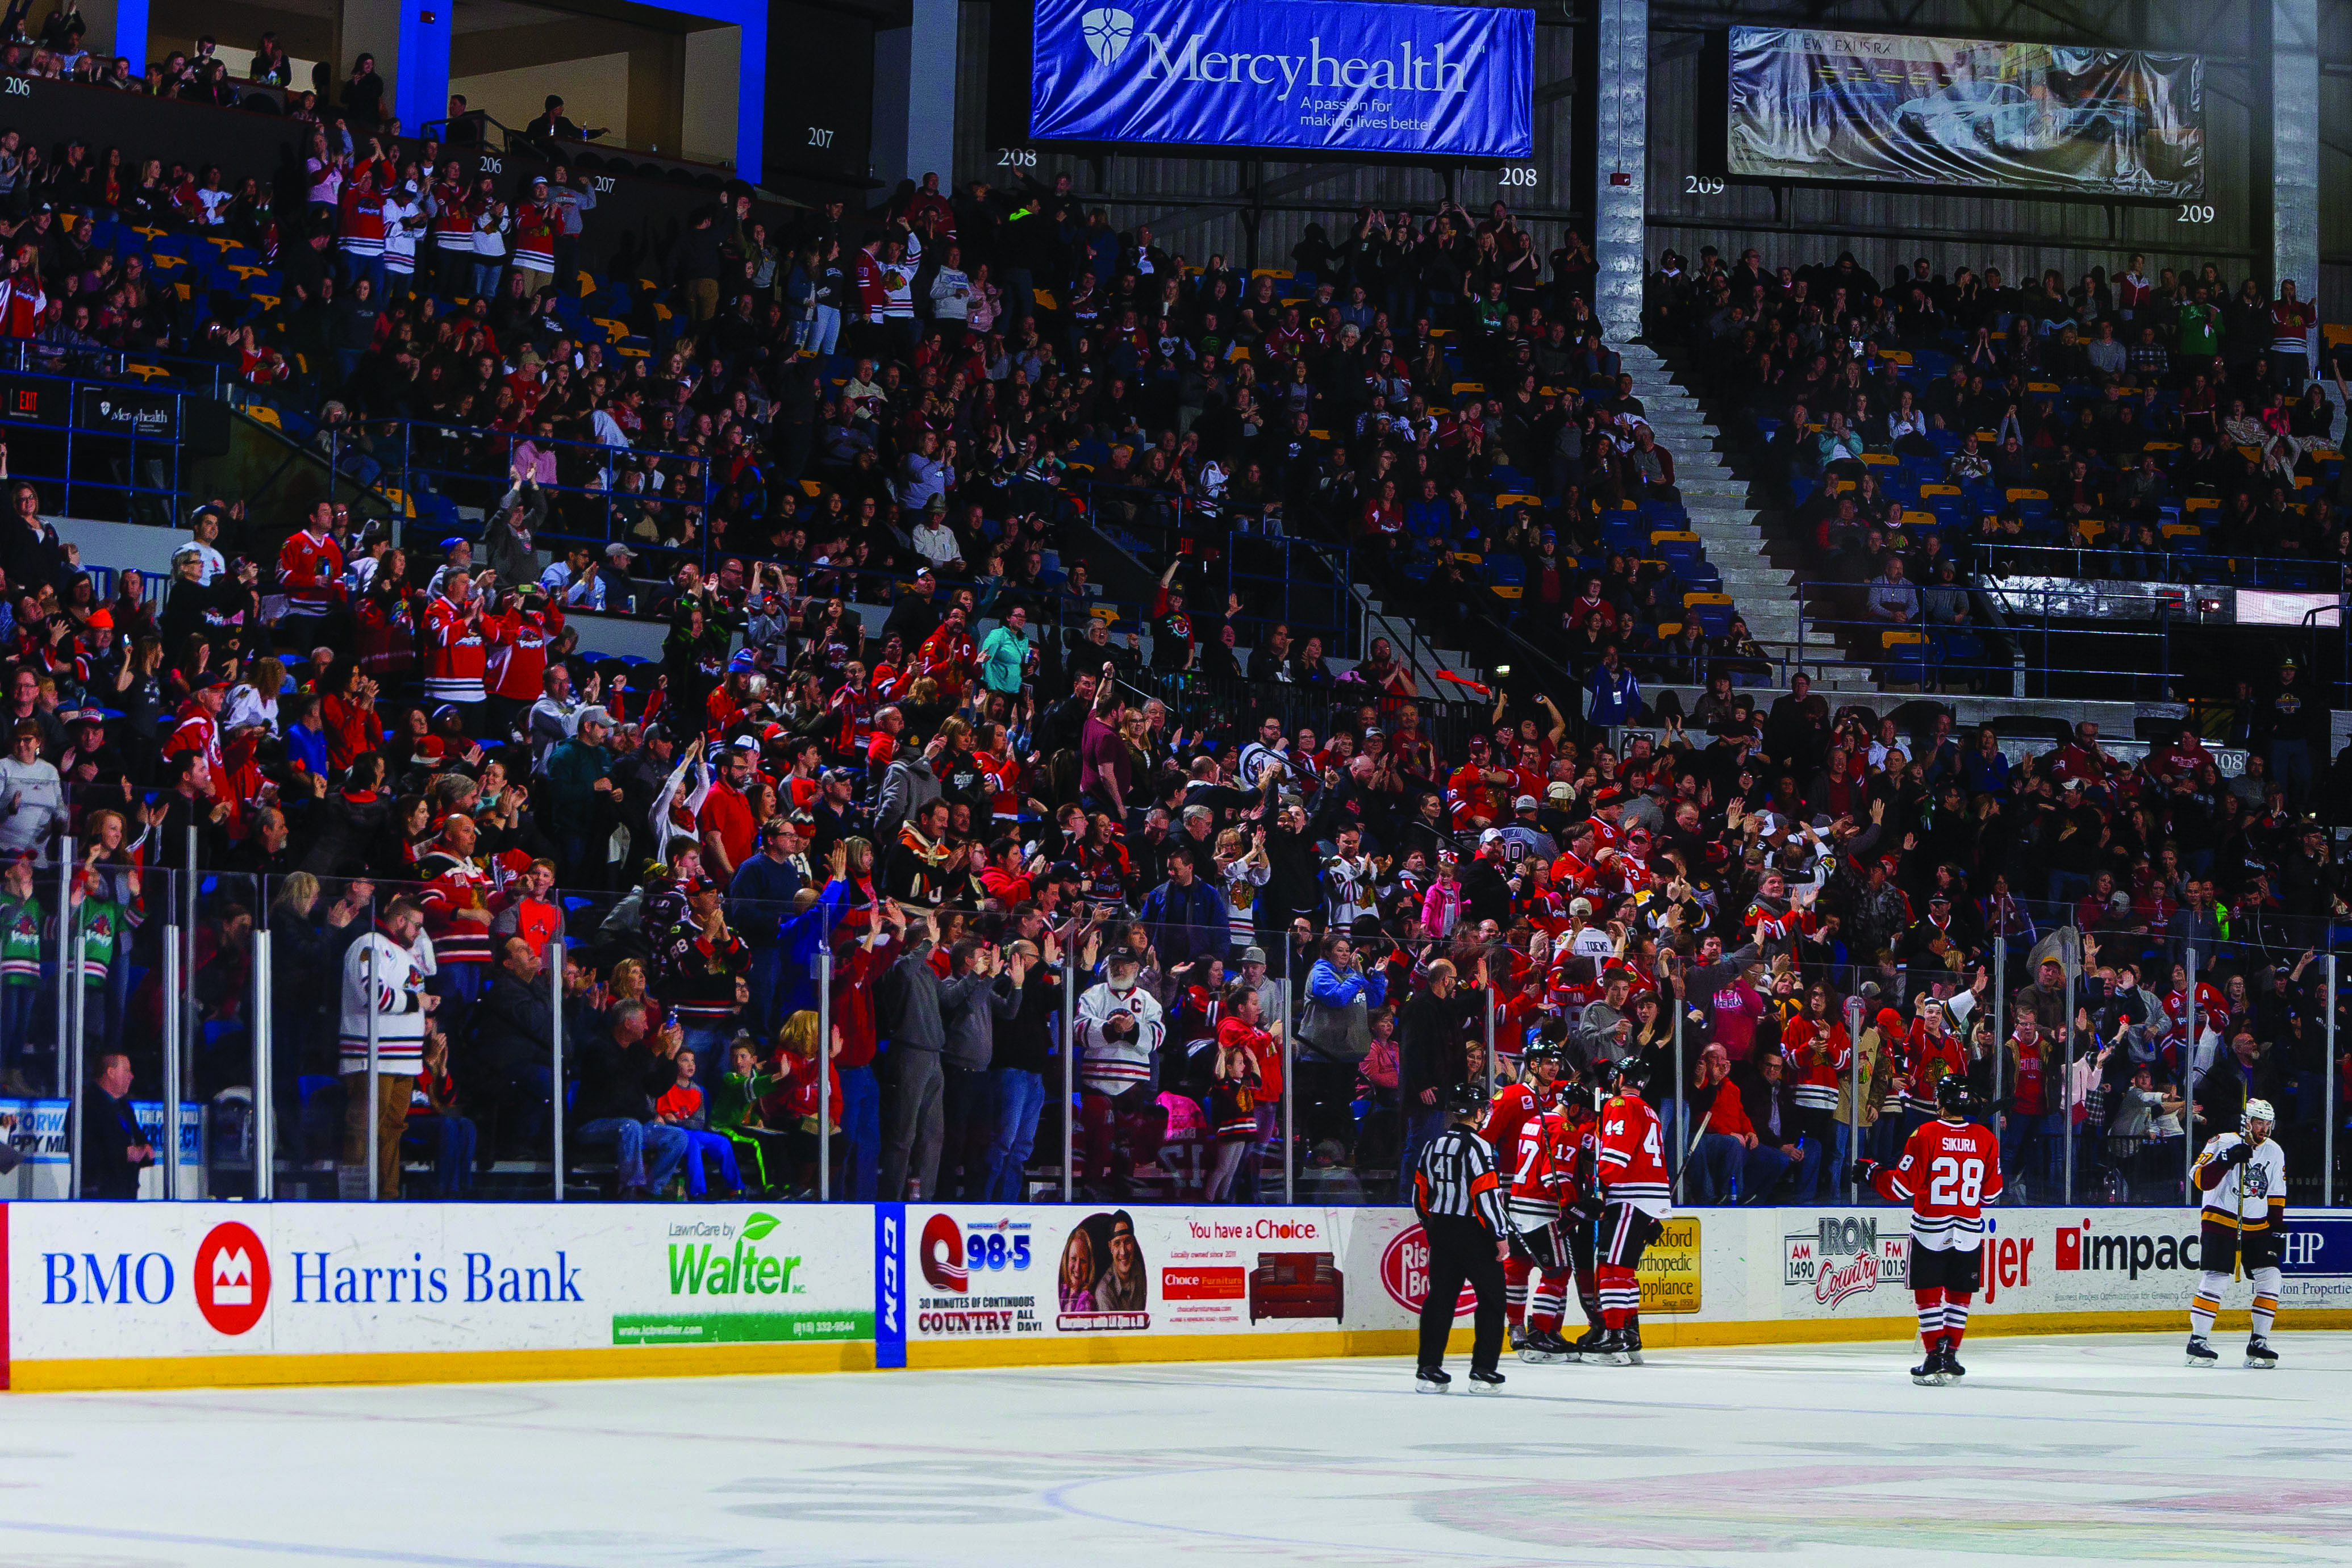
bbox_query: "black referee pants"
[1419,1214,1506,1374]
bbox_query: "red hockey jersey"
[1595,1091,1670,1216]
[1779,1015,1851,1115]
[1870,1116,2004,1250]
[1507,1107,1581,1231]
[276,527,346,617]
[422,594,489,704]
[1482,1079,1551,1166]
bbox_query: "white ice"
[2,1332,2346,1566]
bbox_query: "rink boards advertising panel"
[1726,26,2204,197]
[5,1204,2349,1389]
[1029,0,1534,159]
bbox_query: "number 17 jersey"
[1870,1117,2004,1252]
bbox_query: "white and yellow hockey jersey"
[2192,1133,2287,1227]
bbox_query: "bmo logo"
[194,1221,270,1336]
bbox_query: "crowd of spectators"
[1648,246,2349,594]
[0,27,2340,1209]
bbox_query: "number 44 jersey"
[1870,1116,2004,1252]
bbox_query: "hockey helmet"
[1587,1056,1625,1096]
[2243,1097,2276,1135]
[1935,1073,1972,1116]
[1445,1082,1491,1121]
[1523,1040,1561,1067]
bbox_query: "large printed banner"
[1029,0,1533,159]
[5,1203,873,1378]
[1727,26,2204,197]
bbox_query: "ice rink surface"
[1,1332,2345,1566]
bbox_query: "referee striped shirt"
[1413,1126,1512,1236]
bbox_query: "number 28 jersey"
[1870,1117,2004,1252]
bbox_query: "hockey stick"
[2234,1150,2245,1285]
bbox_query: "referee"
[1412,1083,1516,1391]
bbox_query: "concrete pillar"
[2268,0,2320,297]
[871,0,958,192]
[342,0,453,133]
[1592,0,1646,343]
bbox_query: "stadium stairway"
[1615,343,1854,689]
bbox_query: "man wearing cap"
[881,568,943,653]
[1496,795,1557,863]
[2261,657,2322,809]
[544,704,618,887]
[593,543,636,612]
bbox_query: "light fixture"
[1495,664,1512,676]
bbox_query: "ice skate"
[2184,1336,2219,1368]
[1466,1368,1506,1392]
[2245,1337,2277,1369]
[1415,1366,1452,1392]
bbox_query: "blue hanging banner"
[1030,0,1534,159]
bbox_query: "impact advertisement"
[1726,26,2204,197]
[1029,0,1533,159]
[3,1203,873,1384]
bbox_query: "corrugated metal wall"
[950,0,2352,316]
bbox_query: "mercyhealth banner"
[1030,0,1533,159]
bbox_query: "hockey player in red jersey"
[1856,1073,2004,1384]
[1500,1045,1574,1356]
[1590,1057,1669,1365]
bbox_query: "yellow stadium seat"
[1920,483,1962,498]
[1491,584,1523,600]
[2005,487,2049,502]
[2184,497,2221,512]
[1452,381,1486,396]
[1030,288,1060,311]
[1683,591,1733,610]
[1650,529,1699,547]
[244,404,283,430]
[1882,629,1927,648]
[2161,522,2203,540]
[1899,510,1937,529]
[1859,452,1899,465]
[1655,623,1683,637]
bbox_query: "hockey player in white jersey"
[2184,1097,2287,1369]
